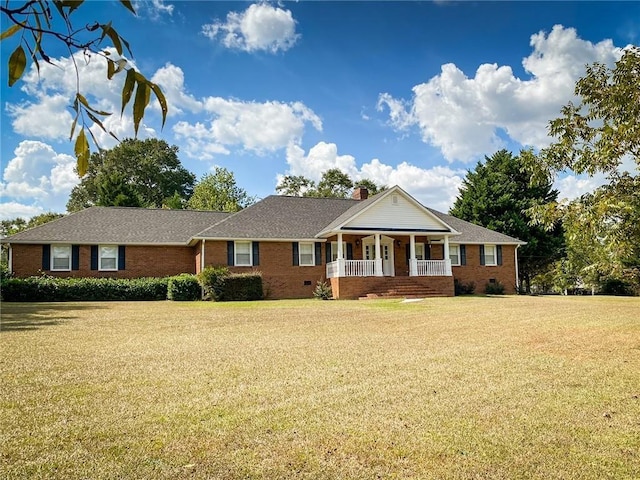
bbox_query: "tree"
[187,167,256,212]
[95,172,142,207]
[450,149,565,292]
[1,1,167,175]
[525,46,640,291]
[1,212,64,265]
[276,170,386,198]
[67,138,195,211]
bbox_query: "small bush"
[485,281,505,295]
[197,266,230,301]
[454,280,476,295]
[1,276,169,302]
[218,273,263,301]
[313,280,332,300]
[599,277,635,296]
[167,274,201,301]
[0,262,12,281]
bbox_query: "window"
[51,245,71,271]
[484,245,497,266]
[415,243,425,260]
[99,245,118,271]
[234,241,252,266]
[299,242,315,266]
[330,241,347,261]
[450,245,460,266]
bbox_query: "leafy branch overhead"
[1,0,168,176]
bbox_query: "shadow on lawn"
[0,303,106,332]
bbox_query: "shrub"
[1,276,169,302]
[454,280,475,295]
[599,277,635,296]
[197,266,230,300]
[0,262,12,281]
[218,272,263,301]
[313,280,333,300]
[167,274,201,301]
[485,281,505,295]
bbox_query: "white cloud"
[0,141,79,216]
[202,3,300,53]
[174,98,322,160]
[0,202,45,221]
[282,142,464,212]
[378,25,624,163]
[151,63,203,116]
[135,0,174,20]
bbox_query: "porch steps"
[358,277,444,300]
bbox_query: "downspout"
[514,244,520,293]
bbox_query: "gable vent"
[392,195,399,205]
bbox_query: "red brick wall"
[452,244,518,294]
[202,240,326,299]
[10,244,197,279]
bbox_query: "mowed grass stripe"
[1,296,638,479]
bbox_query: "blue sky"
[1,1,638,219]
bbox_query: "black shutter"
[460,245,467,265]
[480,245,485,266]
[426,244,431,260]
[227,241,234,266]
[72,245,80,270]
[118,246,126,270]
[315,242,322,265]
[325,243,332,264]
[42,244,51,270]
[91,245,98,270]
[497,245,503,265]
[405,244,410,265]
[252,241,260,266]
[346,243,353,260]
[292,242,299,266]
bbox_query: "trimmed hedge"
[1,276,169,302]
[197,267,263,301]
[218,273,263,301]
[167,274,201,301]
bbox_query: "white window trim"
[299,242,315,266]
[484,244,497,266]
[331,241,347,261]
[449,244,461,266]
[51,244,71,271]
[415,242,426,261]
[99,245,118,271]
[234,241,253,267]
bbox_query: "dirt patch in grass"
[1,296,639,479]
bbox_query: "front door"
[363,236,395,276]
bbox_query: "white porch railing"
[327,259,451,278]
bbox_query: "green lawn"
[1,296,639,479]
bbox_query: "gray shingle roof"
[4,207,231,245]
[196,195,358,239]
[427,208,525,244]
[2,194,525,245]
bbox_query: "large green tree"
[525,46,640,291]
[276,169,386,198]
[1,1,167,175]
[187,167,255,212]
[450,149,565,292]
[67,138,195,211]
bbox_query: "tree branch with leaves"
[1,0,167,176]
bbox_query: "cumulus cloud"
[202,2,300,53]
[378,25,624,163]
[282,142,464,212]
[135,0,174,20]
[0,141,79,217]
[174,98,322,160]
[0,202,45,221]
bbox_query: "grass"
[1,296,639,479]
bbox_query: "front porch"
[326,258,452,278]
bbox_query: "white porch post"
[374,233,383,276]
[443,235,452,275]
[409,234,417,276]
[200,239,206,272]
[515,244,520,293]
[337,233,345,277]
[8,244,12,274]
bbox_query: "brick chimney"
[352,186,369,200]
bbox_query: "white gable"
[343,190,450,231]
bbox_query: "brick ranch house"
[2,186,525,299]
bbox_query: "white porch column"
[409,234,417,276]
[200,239,206,272]
[337,233,345,277]
[443,236,452,275]
[374,233,383,276]
[515,244,520,292]
[8,244,12,274]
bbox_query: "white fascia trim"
[192,237,327,243]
